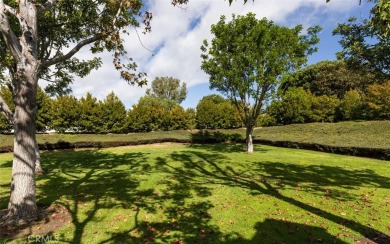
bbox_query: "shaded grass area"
[1,144,389,243]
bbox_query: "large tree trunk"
[4,0,40,224]
[6,75,38,223]
[245,126,253,153]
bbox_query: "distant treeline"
[1,61,389,134]
[0,87,242,133]
[261,61,390,126]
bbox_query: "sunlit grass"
[1,144,389,243]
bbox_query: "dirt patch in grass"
[116,142,190,149]
[0,204,71,240]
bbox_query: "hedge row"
[1,131,389,160]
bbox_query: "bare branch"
[0,93,13,123]
[40,32,106,68]
[38,0,57,14]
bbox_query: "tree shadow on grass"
[0,160,12,168]
[2,146,389,243]
[252,161,390,199]
[222,218,348,243]
[33,149,156,243]
[167,150,390,243]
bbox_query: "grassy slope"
[254,121,390,149]
[1,144,389,243]
[1,121,389,151]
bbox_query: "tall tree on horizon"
[146,76,187,104]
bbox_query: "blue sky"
[68,0,374,110]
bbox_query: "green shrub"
[279,87,312,124]
[196,95,241,129]
[310,95,340,122]
[337,90,365,120]
[365,81,390,119]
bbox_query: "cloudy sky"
[68,0,373,109]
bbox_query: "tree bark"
[245,126,253,153]
[6,73,39,223]
[2,0,40,223]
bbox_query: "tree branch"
[0,93,13,123]
[0,0,22,62]
[3,3,17,17]
[40,32,106,68]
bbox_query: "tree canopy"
[146,76,187,104]
[279,60,379,99]
[333,0,389,79]
[201,13,320,152]
[196,94,241,129]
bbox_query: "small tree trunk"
[6,78,38,223]
[245,126,254,153]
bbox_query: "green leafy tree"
[146,76,187,104]
[333,1,389,80]
[201,13,320,152]
[78,93,103,133]
[328,0,389,37]
[51,95,80,133]
[185,108,197,130]
[196,94,224,129]
[127,96,189,132]
[101,92,127,133]
[279,87,313,125]
[337,90,366,120]
[169,105,191,130]
[280,60,379,99]
[36,86,53,132]
[366,80,390,119]
[310,95,340,122]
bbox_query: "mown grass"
[255,120,390,150]
[0,130,190,148]
[1,144,389,243]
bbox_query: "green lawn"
[1,144,389,243]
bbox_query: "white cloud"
[66,0,363,108]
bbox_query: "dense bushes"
[126,96,194,132]
[264,81,390,126]
[0,89,129,134]
[1,79,389,133]
[196,95,242,129]
[0,87,242,133]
